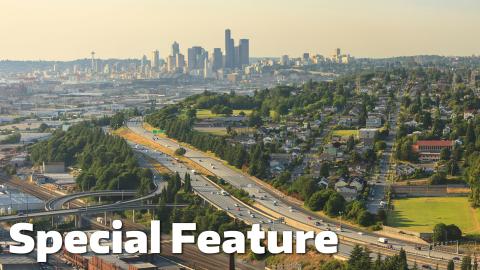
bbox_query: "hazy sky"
[1,0,479,60]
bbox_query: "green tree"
[324,193,346,217]
[440,148,451,161]
[347,245,371,270]
[306,189,333,211]
[447,260,455,270]
[432,223,447,242]
[375,141,387,151]
[445,224,462,241]
[465,121,476,146]
[462,256,472,270]
[398,248,408,270]
[321,260,346,270]
[184,173,192,193]
[39,123,49,132]
[320,162,330,177]
[429,172,447,185]
[175,147,187,156]
[290,175,317,201]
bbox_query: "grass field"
[387,197,480,234]
[332,129,359,138]
[194,127,228,136]
[194,126,256,136]
[195,109,253,119]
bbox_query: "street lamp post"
[339,211,343,231]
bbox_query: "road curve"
[45,190,137,211]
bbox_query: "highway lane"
[127,119,460,267]
[134,142,292,230]
[45,190,137,211]
[0,204,185,222]
[126,132,356,259]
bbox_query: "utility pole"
[229,253,235,270]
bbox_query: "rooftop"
[0,254,39,269]
[415,140,453,147]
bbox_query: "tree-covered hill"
[29,122,153,194]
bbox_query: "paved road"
[0,164,168,222]
[126,120,461,268]
[367,98,400,214]
[0,203,183,222]
[45,190,137,211]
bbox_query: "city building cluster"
[132,29,250,81]
[8,29,354,85]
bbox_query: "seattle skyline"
[1,0,479,60]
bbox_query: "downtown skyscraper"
[151,50,160,71]
[224,29,235,69]
[212,48,223,71]
[224,29,249,69]
[238,39,249,67]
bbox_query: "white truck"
[378,237,388,244]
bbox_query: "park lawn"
[196,109,252,119]
[332,129,359,138]
[194,127,228,136]
[233,109,253,116]
[387,197,480,235]
[194,126,256,136]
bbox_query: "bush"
[306,189,333,211]
[374,141,387,151]
[174,147,187,156]
[0,133,21,144]
[433,223,462,242]
[356,210,374,226]
[324,193,346,217]
[429,172,447,185]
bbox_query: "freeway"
[126,119,461,268]
[45,190,137,210]
[132,142,293,231]
[0,152,168,222]
[0,203,186,222]
[2,158,252,270]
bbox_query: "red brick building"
[412,140,454,162]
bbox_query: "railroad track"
[0,176,256,270]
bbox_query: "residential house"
[366,116,382,128]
